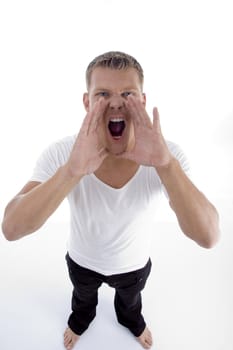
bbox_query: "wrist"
[155,156,177,175]
[60,163,85,183]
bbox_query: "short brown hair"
[86,51,144,89]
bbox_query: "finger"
[81,98,108,135]
[125,96,141,125]
[88,98,108,134]
[127,95,151,127]
[80,111,93,135]
[153,107,162,133]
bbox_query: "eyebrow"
[94,87,139,92]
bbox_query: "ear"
[83,93,89,112]
[142,93,146,106]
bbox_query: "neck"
[99,154,138,170]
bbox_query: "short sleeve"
[30,135,75,183]
[162,141,191,199]
[167,141,190,176]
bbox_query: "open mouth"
[108,118,126,138]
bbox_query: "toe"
[64,334,70,342]
[63,334,72,347]
[64,339,71,348]
[144,341,152,349]
[63,328,80,350]
[65,340,73,350]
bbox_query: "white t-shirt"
[30,135,189,275]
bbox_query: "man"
[2,51,220,349]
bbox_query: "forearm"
[156,158,220,248]
[2,164,83,241]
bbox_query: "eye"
[121,92,132,98]
[97,91,109,97]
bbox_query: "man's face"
[83,67,146,156]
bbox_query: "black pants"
[66,253,152,337]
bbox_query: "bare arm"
[2,98,109,241]
[1,165,82,241]
[156,158,220,248]
[121,96,220,248]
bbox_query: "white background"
[0,1,232,349]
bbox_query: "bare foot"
[63,327,80,350]
[137,327,153,349]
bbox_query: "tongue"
[108,121,125,137]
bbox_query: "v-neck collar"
[90,165,142,191]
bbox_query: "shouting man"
[2,51,220,349]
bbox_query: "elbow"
[183,214,221,249]
[205,211,221,248]
[2,220,21,241]
[199,232,220,249]
[1,217,35,241]
[192,204,220,249]
[2,230,16,242]
[2,217,42,241]
[198,218,221,249]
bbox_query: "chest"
[94,164,140,189]
[68,166,162,229]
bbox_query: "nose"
[109,95,124,110]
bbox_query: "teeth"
[110,118,124,122]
